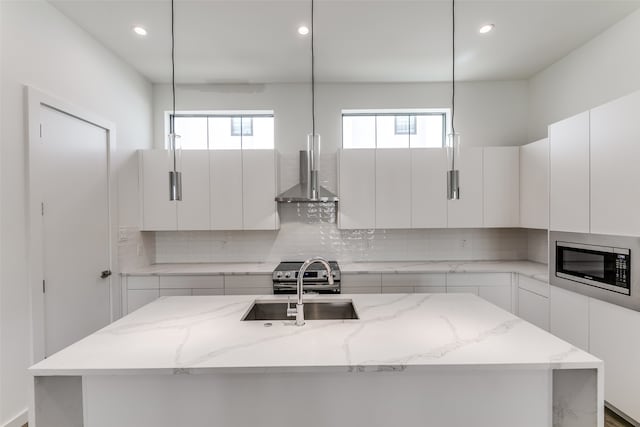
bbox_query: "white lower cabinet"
[478,286,512,312]
[517,288,549,331]
[446,286,479,295]
[589,298,640,422]
[381,273,446,294]
[516,275,550,331]
[223,275,272,295]
[160,289,192,297]
[549,285,589,351]
[127,289,160,313]
[341,273,382,294]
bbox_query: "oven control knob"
[276,272,283,278]
[284,272,291,278]
[321,271,327,277]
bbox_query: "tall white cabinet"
[140,150,177,231]
[520,139,549,229]
[590,90,640,237]
[411,149,447,228]
[177,150,210,230]
[375,149,411,229]
[242,150,279,230]
[338,149,376,229]
[210,150,243,230]
[483,147,519,228]
[549,112,590,233]
[447,148,483,228]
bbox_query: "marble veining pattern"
[31,293,599,376]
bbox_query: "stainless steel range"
[272,261,341,294]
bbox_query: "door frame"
[26,86,118,362]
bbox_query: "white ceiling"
[49,0,640,84]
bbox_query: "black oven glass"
[562,250,606,279]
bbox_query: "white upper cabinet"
[375,149,411,229]
[483,147,520,228]
[519,139,549,229]
[447,147,483,228]
[590,90,640,236]
[210,150,243,230]
[338,149,376,229]
[242,149,279,230]
[549,111,590,233]
[140,150,176,231]
[411,148,447,228]
[139,149,278,231]
[177,150,210,231]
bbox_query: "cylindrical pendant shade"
[307,134,321,200]
[169,170,182,201]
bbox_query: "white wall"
[528,8,640,140]
[151,81,528,265]
[154,80,529,194]
[0,1,152,424]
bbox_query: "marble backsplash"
[150,204,532,264]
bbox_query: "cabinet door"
[520,139,549,229]
[549,112,590,232]
[338,149,376,229]
[447,147,483,228]
[589,298,640,422]
[375,149,411,229]
[177,150,210,230]
[549,286,589,350]
[591,90,640,236]
[483,147,520,227]
[341,273,382,294]
[210,150,243,230]
[242,150,278,230]
[127,289,159,313]
[140,150,176,230]
[411,148,447,228]
[479,286,512,312]
[517,288,549,331]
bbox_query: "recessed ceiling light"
[298,26,310,36]
[133,26,148,36]
[479,24,494,34]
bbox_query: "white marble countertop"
[122,260,548,282]
[30,293,598,376]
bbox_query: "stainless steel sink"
[242,300,359,321]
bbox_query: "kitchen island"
[30,293,603,427]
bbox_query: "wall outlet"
[118,228,128,242]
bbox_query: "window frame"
[341,108,450,149]
[164,110,274,150]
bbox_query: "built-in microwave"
[550,232,640,312]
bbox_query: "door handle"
[100,270,112,279]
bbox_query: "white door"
[39,105,111,356]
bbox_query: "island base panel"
[80,370,555,427]
[33,376,83,427]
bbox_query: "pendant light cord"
[171,0,177,171]
[311,0,316,137]
[451,0,456,136]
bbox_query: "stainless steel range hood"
[275,150,338,203]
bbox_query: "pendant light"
[168,0,182,201]
[447,0,461,200]
[306,0,320,201]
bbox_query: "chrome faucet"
[287,257,334,326]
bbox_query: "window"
[230,117,253,137]
[167,111,274,150]
[342,109,448,149]
[394,116,416,135]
